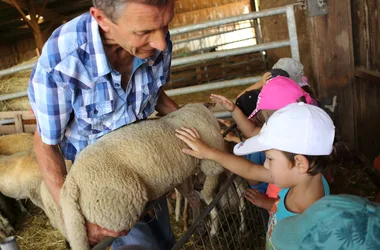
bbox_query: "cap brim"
[233,135,271,156]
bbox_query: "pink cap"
[248,76,313,119]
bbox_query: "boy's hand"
[175,127,214,159]
[244,188,268,208]
[259,72,272,87]
[210,94,235,112]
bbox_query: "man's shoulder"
[38,13,94,72]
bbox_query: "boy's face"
[264,149,298,188]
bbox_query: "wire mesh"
[172,174,267,250]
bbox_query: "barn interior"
[0,0,379,249]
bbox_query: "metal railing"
[171,174,267,250]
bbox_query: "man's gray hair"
[93,0,168,21]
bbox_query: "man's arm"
[155,89,179,115]
[33,129,67,206]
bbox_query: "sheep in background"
[0,151,72,239]
[0,133,34,155]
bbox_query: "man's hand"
[175,127,215,160]
[87,221,128,246]
[210,94,235,112]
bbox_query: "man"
[28,0,177,248]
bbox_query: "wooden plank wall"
[351,0,380,161]
[170,0,251,39]
[306,0,356,150]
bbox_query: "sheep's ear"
[203,102,216,110]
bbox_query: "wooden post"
[306,0,356,148]
[9,0,46,54]
[14,114,24,133]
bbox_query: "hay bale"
[0,70,32,111]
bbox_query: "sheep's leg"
[233,178,247,233]
[175,189,182,222]
[167,198,173,215]
[0,212,14,237]
[17,200,30,215]
[176,177,200,221]
[201,175,220,237]
[183,198,189,231]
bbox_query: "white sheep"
[0,150,73,240]
[0,133,34,155]
[59,103,225,250]
[0,104,223,249]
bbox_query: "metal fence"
[0,4,299,101]
[172,174,267,250]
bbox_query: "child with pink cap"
[212,76,315,217]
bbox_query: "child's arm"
[175,127,273,183]
[236,72,272,98]
[210,94,260,138]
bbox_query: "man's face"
[101,0,174,59]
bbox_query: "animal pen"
[0,4,300,250]
[1,0,379,249]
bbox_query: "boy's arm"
[175,127,273,183]
[211,94,260,138]
[231,107,261,138]
[236,72,272,98]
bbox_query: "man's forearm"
[33,130,67,206]
[155,90,178,115]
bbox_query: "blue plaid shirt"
[28,13,172,161]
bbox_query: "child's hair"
[251,96,307,127]
[281,144,340,176]
[270,69,289,79]
[282,152,331,176]
[251,109,275,127]
[302,85,318,103]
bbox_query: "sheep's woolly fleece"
[56,103,225,250]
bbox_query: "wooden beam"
[13,114,24,133]
[354,67,380,85]
[0,110,35,120]
[1,0,68,22]
[0,124,36,134]
[9,0,36,31]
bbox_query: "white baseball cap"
[272,58,303,84]
[234,102,335,156]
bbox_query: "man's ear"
[90,7,112,32]
[294,155,309,174]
